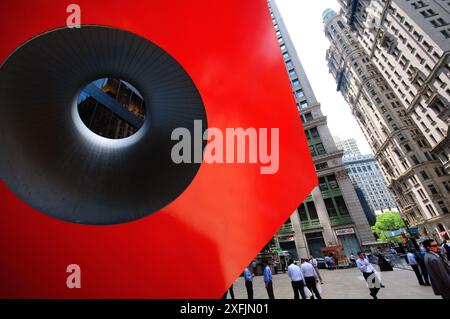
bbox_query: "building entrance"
[338,233,361,258]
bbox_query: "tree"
[371,211,405,242]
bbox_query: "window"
[417,188,427,200]
[315,143,326,155]
[443,182,450,192]
[324,198,337,217]
[438,201,449,214]
[319,177,329,191]
[296,90,304,98]
[428,184,438,195]
[420,171,429,180]
[307,201,318,220]
[310,127,319,138]
[315,162,328,171]
[292,79,300,87]
[426,204,436,216]
[334,196,349,215]
[304,112,313,122]
[289,70,297,77]
[298,201,319,221]
[298,203,308,220]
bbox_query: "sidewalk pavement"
[230,267,440,299]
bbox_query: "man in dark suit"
[423,239,450,299]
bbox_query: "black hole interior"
[0,26,207,225]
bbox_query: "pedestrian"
[287,258,306,299]
[281,258,286,273]
[325,254,334,270]
[252,260,257,276]
[414,246,431,286]
[300,258,322,299]
[262,260,275,299]
[221,284,235,299]
[356,251,380,299]
[350,252,357,267]
[243,266,254,299]
[419,243,427,254]
[441,240,450,260]
[310,256,323,284]
[333,254,339,270]
[376,252,393,271]
[407,248,427,286]
[389,246,397,255]
[422,239,450,299]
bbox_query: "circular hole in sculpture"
[77,78,146,139]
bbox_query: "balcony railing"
[301,219,322,230]
[330,215,353,226]
[320,188,342,199]
[278,224,294,234]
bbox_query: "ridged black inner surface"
[0,26,207,225]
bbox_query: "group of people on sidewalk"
[355,239,450,300]
[406,239,450,299]
[237,257,323,299]
[223,239,450,300]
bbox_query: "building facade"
[269,0,375,260]
[324,0,450,241]
[344,153,399,213]
[334,137,362,155]
[334,137,398,213]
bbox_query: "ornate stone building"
[324,0,450,241]
[268,0,375,260]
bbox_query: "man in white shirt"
[300,258,322,299]
[407,249,426,286]
[287,259,306,299]
[356,251,380,299]
[309,256,323,284]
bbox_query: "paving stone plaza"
[231,267,440,299]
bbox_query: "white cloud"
[275,0,373,155]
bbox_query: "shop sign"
[335,228,355,236]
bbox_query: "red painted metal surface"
[0,0,317,298]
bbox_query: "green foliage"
[371,211,405,242]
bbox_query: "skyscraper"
[324,0,450,241]
[269,0,374,260]
[334,137,398,214]
[334,137,362,156]
[345,154,399,214]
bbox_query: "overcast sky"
[275,0,373,155]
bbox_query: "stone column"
[310,186,338,246]
[290,209,309,259]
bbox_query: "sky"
[275,0,373,155]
